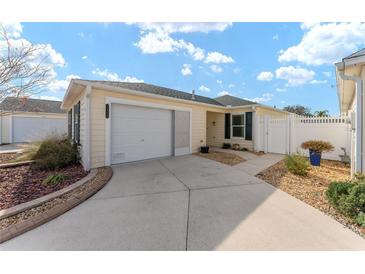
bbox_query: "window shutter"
[224,113,230,139]
[68,109,72,139]
[245,112,253,140]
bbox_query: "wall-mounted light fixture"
[212,121,216,126]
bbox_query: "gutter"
[337,61,364,173]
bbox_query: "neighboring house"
[335,48,365,175]
[0,97,67,144]
[61,79,288,170]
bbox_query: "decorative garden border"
[0,167,113,243]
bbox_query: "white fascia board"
[61,80,77,109]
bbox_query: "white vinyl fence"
[255,115,351,161]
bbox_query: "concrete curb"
[0,160,34,169]
[0,169,97,220]
[0,167,113,244]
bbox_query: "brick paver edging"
[0,167,113,243]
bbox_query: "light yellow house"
[335,48,365,175]
[61,79,288,170]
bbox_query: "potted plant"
[301,140,334,166]
[200,145,209,153]
[222,143,231,149]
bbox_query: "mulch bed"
[250,151,265,156]
[194,151,245,166]
[0,164,88,210]
[257,159,365,237]
[0,167,112,231]
[0,153,18,164]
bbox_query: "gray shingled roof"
[214,95,257,107]
[343,48,365,60]
[81,80,258,107]
[0,97,65,113]
[82,80,225,106]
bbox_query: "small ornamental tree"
[301,140,334,154]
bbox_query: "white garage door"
[13,116,67,143]
[111,104,173,164]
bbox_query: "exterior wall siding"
[206,111,254,150]
[65,89,87,169]
[89,88,222,168]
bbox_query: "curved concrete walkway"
[1,155,364,250]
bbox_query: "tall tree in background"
[314,110,329,117]
[0,25,52,101]
[283,105,312,116]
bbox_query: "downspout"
[337,62,364,174]
[84,85,92,171]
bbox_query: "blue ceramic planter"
[309,150,321,166]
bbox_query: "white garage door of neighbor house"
[13,116,67,143]
[111,104,173,164]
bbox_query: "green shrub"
[326,181,353,207]
[222,143,231,149]
[33,137,80,170]
[356,212,365,227]
[284,154,310,176]
[43,173,69,186]
[326,181,365,226]
[9,142,40,163]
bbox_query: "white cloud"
[134,30,178,54]
[131,23,232,34]
[276,87,287,92]
[257,71,274,81]
[300,22,320,30]
[323,71,331,77]
[0,27,67,98]
[92,68,121,81]
[216,80,223,84]
[245,93,274,103]
[210,64,222,73]
[0,22,23,38]
[279,23,365,65]
[233,67,240,74]
[217,90,231,96]
[133,23,234,64]
[181,64,192,76]
[82,55,88,59]
[228,83,235,88]
[199,85,210,92]
[275,66,315,86]
[179,40,205,60]
[134,29,206,61]
[47,74,81,93]
[205,51,234,64]
[38,95,62,101]
[92,68,143,82]
[122,76,144,83]
[272,35,279,40]
[310,79,328,84]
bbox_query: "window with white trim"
[231,114,245,138]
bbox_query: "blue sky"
[6,22,365,114]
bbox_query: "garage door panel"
[111,104,173,164]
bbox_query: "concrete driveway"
[1,155,365,250]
